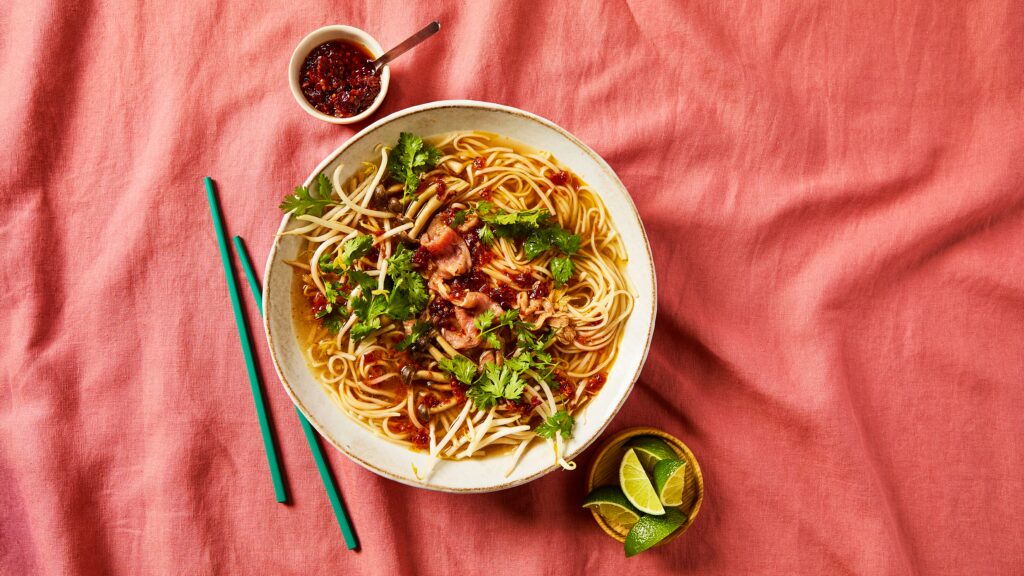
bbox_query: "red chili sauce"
[300,40,381,118]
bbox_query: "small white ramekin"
[288,25,391,125]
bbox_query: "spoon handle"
[372,21,441,70]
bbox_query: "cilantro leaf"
[464,361,531,410]
[474,204,580,285]
[503,351,532,372]
[523,232,548,260]
[524,227,582,259]
[477,204,551,238]
[481,331,502,350]
[472,308,526,350]
[450,210,468,229]
[346,269,376,292]
[478,224,495,245]
[474,309,495,332]
[468,364,506,410]
[333,246,430,342]
[342,235,374,266]
[550,256,573,286]
[438,355,478,385]
[384,245,429,320]
[396,321,432,351]
[499,309,520,324]
[552,229,581,254]
[348,292,388,341]
[350,317,381,341]
[351,293,388,321]
[324,281,346,306]
[387,132,441,201]
[280,173,334,217]
[535,410,574,440]
[323,316,343,334]
[504,371,526,402]
[319,252,344,273]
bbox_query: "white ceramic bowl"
[288,25,390,124]
[264,100,657,492]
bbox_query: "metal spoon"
[370,21,441,73]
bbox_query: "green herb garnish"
[280,173,334,217]
[387,132,441,201]
[318,252,344,273]
[396,321,432,352]
[471,202,580,286]
[549,256,574,286]
[340,245,430,342]
[341,235,374,266]
[467,363,527,410]
[478,223,495,245]
[438,355,478,385]
[535,410,574,440]
[346,269,376,292]
[450,209,468,229]
[476,202,551,238]
[524,226,581,259]
[384,245,430,320]
[349,292,388,341]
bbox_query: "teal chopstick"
[204,177,288,503]
[232,235,359,551]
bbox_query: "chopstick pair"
[204,177,358,550]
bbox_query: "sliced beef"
[461,291,503,316]
[442,307,482,350]
[438,292,504,351]
[420,213,460,254]
[431,241,471,280]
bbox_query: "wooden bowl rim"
[584,426,704,545]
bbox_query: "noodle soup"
[282,131,634,475]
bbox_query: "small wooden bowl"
[585,427,704,545]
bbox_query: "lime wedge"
[619,448,665,515]
[626,436,677,472]
[653,459,687,506]
[624,508,687,557]
[583,486,642,530]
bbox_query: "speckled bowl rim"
[263,100,657,492]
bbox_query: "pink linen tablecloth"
[2,1,1023,574]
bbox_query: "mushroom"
[400,364,416,385]
[368,184,391,210]
[388,197,405,214]
[397,231,419,248]
[415,400,431,424]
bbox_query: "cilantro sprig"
[387,132,441,201]
[280,173,335,217]
[476,202,550,238]
[438,355,477,385]
[341,235,374,266]
[318,235,375,274]
[473,309,529,350]
[471,202,581,286]
[535,410,574,440]
[342,244,430,341]
[435,313,561,411]
[549,257,574,286]
[396,321,433,352]
[384,245,430,321]
[468,363,526,410]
